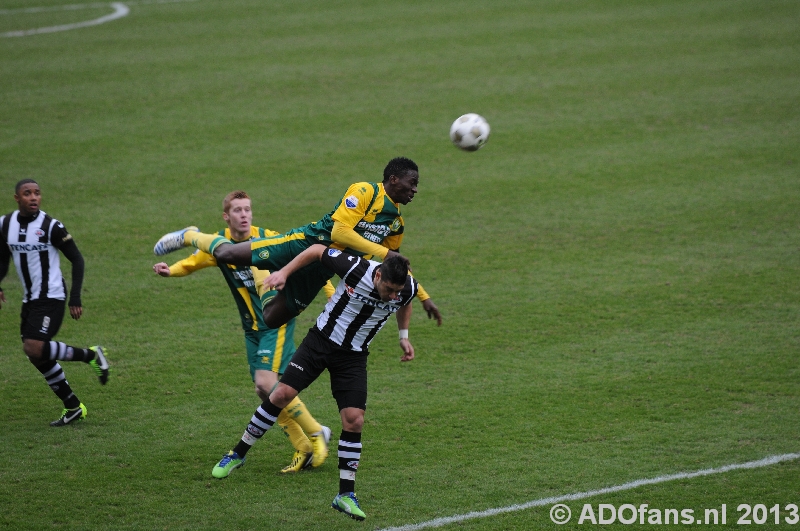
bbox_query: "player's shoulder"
[254,226,280,238]
[344,182,378,198]
[42,211,67,231]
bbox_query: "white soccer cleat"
[153,226,197,256]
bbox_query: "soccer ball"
[449,113,490,151]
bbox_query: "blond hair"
[223,190,250,213]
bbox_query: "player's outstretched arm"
[422,299,442,326]
[397,304,415,362]
[263,244,327,291]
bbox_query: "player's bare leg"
[262,290,297,329]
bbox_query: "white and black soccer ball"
[449,113,490,151]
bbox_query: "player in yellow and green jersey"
[153,191,334,474]
[154,157,442,332]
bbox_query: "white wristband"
[398,329,409,340]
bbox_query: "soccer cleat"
[153,226,198,256]
[332,492,366,521]
[88,346,109,385]
[309,425,331,468]
[50,403,87,427]
[212,451,245,479]
[280,450,313,473]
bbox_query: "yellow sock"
[277,409,312,453]
[184,230,230,255]
[284,396,323,436]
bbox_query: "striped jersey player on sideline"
[210,244,442,521]
[0,179,109,427]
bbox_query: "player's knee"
[22,340,44,359]
[269,384,297,408]
[255,383,271,401]
[262,306,291,329]
[341,409,364,432]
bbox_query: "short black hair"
[380,254,410,286]
[15,179,38,194]
[382,157,418,182]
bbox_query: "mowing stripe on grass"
[378,453,800,531]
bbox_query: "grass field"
[1,0,799,529]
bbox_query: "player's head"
[222,190,252,238]
[375,254,410,302]
[14,179,41,217]
[382,157,419,205]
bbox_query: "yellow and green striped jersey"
[303,182,405,257]
[168,226,278,332]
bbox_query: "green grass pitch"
[1,0,798,529]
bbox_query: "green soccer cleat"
[153,226,198,256]
[50,403,87,427]
[88,346,109,385]
[332,492,366,521]
[309,425,331,468]
[212,451,245,479]
[280,450,313,473]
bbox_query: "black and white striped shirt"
[0,210,71,303]
[317,248,417,352]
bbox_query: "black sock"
[33,360,81,409]
[338,430,362,494]
[233,400,282,458]
[43,341,93,363]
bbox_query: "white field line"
[0,0,197,37]
[2,2,128,37]
[377,452,800,531]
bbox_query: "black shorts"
[280,327,368,411]
[20,298,65,342]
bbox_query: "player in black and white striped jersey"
[210,243,442,521]
[0,179,109,427]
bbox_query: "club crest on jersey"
[345,195,359,208]
[34,229,45,237]
[258,250,269,260]
[390,218,401,232]
[327,249,342,258]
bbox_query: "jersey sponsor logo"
[233,269,254,281]
[258,249,270,260]
[347,286,400,313]
[34,228,45,237]
[327,249,342,257]
[289,361,304,372]
[8,243,49,252]
[345,195,359,208]
[62,233,72,243]
[356,220,391,237]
